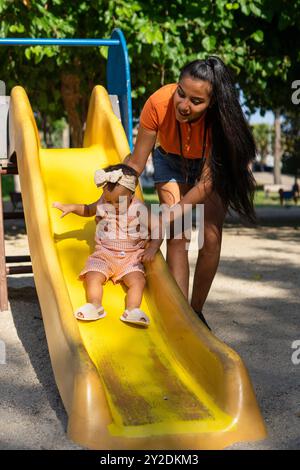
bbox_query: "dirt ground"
[0,218,300,450]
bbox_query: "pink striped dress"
[79,196,149,284]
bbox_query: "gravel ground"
[0,218,299,450]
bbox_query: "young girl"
[53,164,162,327]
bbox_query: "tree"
[232,1,300,183]
[0,0,108,146]
[0,0,300,154]
[252,123,273,171]
[282,109,300,178]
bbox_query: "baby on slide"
[53,163,163,327]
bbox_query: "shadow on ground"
[194,229,300,450]
[5,221,300,450]
[8,277,69,433]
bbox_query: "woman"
[125,56,256,328]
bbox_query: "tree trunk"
[274,109,282,184]
[62,124,70,148]
[13,175,21,192]
[61,73,83,148]
[41,115,53,148]
[160,64,165,87]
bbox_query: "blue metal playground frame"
[0,29,133,150]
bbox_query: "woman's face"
[173,75,213,123]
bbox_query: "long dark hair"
[180,57,257,224]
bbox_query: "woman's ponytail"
[180,57,257,224]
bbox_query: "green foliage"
[251,30,264,42]
[0,0,108,130]
[142,186,283,209]
[0,0,299,133]
[252,123,274,166]
[1,175,14,201]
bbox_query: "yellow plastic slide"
[9,85,266,449]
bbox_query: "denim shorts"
[153,146,205,185]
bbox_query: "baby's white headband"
[94,168,137,192]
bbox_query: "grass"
[0,179,295,210]
[254,190,298,208]
[142,187,297,209]
[1,175,14,201]
[254,190,281,208]
[142,187,159,205]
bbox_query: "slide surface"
[9,85,266,449]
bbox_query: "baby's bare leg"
[121,272,146,310]
[84,271,107,307]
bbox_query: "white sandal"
[74,303,106,321]
[120,308,150,327]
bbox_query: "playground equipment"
[0,30,132,311]
[0,31,267,449]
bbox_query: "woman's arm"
[138,207,164,263]
[165,161,213,228]
[124,126,157,175]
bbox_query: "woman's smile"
[174,77,212,123]
[179,109,190,116]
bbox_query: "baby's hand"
[52,202,73,218]
[139,246,158,263]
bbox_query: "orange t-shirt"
[139,83,211,159]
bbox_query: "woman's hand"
[52,202,74,218]
[138,245,158,263]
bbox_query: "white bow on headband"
[94,169,137,192]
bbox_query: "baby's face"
[102,183,133,211]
